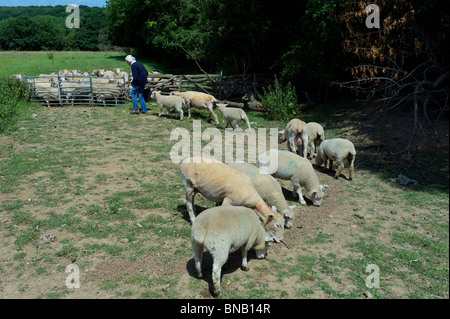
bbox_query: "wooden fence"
[146,72,275,100]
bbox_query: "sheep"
[227,162,295,228]
[215,103,252,132]
[258,149,326,206]
[285,118,309,157]
[93,82,124,106]
[171,91,219,125]
[114,71,129,84]
[34,86,59,107]
[315,138,356,180]
[278,122,325,159]
[101,70,116,78]
[180,156,285,243]
[151,90,190,121]
[191,206,271,297]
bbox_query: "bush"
[261,78,299,121]
[0,78,29,132]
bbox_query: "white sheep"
[180,156,285,243]
[258,149,326,206]
[278,122,325,159]
[227,162,295,228]
[215,103,251,132]
[171,91,219,125]
[285,119,309,157]
[191,206,270,297]
[315,138,356,180]
[151,90,190,121]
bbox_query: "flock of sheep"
[11,68,160,107]
[172,102,356,296]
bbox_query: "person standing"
[125,55,149,114]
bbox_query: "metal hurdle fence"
[26,75,128,107]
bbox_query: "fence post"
[89,75,93,107]
[57,75,62,106]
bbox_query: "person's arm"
[131,64,138,86]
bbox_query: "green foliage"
[0,6,109,51]
[261,78,299,121]
[0,79,29,132]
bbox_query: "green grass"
[0,51,170,78]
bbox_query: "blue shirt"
[131,61,148,87]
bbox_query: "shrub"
[261,78,299,121]
[0,78,29,132]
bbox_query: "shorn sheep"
[171,91,219,125]
[215,103,252,132]
[285,119,309,157]
[180,156,285,243]
[278,122,325,159]
[151,90,189,120]
[259,149,326,206]
[191,206,270,297]
[315,138,356,180]
[227,162,295,228]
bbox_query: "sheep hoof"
[241,265,249,271]
[334,175,339,180]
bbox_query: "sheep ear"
[265,236,273,242]
[271,206,278,212]
[289,205,296,210]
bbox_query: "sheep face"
[282,206,295,228]
[150,90,160,99]
[264,212,284,243]
[215,103,228,110]
[310,185,325,206]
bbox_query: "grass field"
[0,51,171,78]
[0,52,448,299]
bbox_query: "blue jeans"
[131,85,147,112]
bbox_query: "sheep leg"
[291,179,307,205]
[192,241,204,278]
[231,120,239,131]
[179,109,184,121]
[300,132,308,158]
[328,160,334,171]
[334,161,344,179]
[288,136,296,154]
[308,141,315,159]
[244,117,251,132]
[348,157,355,181]
[212,254,227,297]
[184,181,197,222]
[240,245,250,271]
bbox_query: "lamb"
[180,156,284,243]
[171,91,219,125]
[227,162,295,228]
[215,103,252,132]
[258,149,326,206]
[315,138,356,180]
[151,90,190,121]
[284,118,309,157]
[278,122,325,159]
[191,206,271,297]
